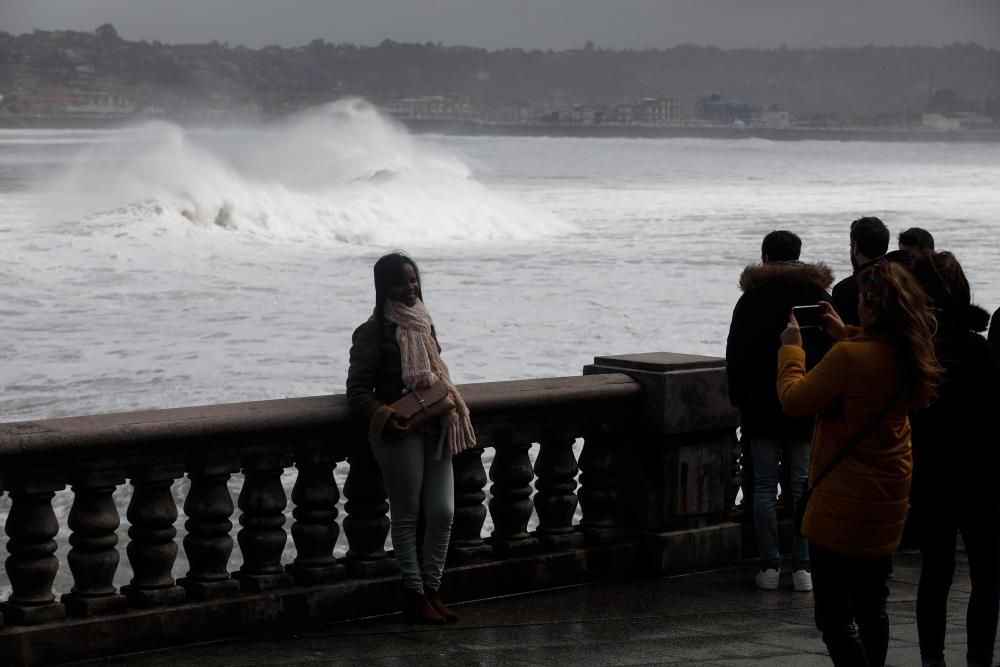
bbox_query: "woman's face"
[389,263,420,306]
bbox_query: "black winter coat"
[726,261,834,439]
[910,305,1000,507]
[345,317,439,427]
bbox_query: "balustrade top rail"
[0,373,642,473]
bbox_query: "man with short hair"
[831,216,890,326]
[726,230,833,591]
[898,227,935,259]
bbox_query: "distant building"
[696,94,753,125]
[384,95,476,121]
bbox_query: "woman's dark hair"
[373,252,421,322]
[858,261,941,408]
[910,251,989,334]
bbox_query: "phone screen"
[792,305,824,329]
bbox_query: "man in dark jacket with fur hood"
[726,230,833,592]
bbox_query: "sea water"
[2,99,999,596]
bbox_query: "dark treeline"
[2,24,998,120]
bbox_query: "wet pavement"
[87,551,980,666]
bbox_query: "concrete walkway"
[86,552,981,666]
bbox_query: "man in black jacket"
[726,230,833,592]
[831,216,889,326]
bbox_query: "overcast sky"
[3,0,999,50]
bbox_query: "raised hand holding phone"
[780,309,803,347]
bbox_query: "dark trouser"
[811,542,893,667]
[915,502,1000,666]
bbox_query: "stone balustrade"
[0,353,740,665]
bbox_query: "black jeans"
[811,541,893,667]
[915,502,1000,666]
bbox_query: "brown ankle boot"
[400,587,446,624]
[426,589,459,623]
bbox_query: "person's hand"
[383,413,411,438]
[781,310,803,347]
[818,301,846,340]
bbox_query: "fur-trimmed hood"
[738,261,835,293]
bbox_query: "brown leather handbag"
[390,381,455,428]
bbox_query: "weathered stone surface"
[641,522,743,575]
[62,473,126,617]
[2,480,67,626]
[585,353,739,435]
[0,542,645,666]
[449,448,489,563]
[181,460,240,599]
[288,451,345,586]
[123,465,185,608]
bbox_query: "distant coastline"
[399,119,1000,143]
[3,113,1000,144]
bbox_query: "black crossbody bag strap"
[806,384,904,494]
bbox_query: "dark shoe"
[400,586,446,624]
[426,589,459,623]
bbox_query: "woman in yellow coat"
[777,261,940,667]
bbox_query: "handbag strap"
[806,384,904,494]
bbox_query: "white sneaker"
[755,568,780,590]
[793,569,813,592]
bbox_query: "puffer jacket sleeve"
[346,320,394,442]
[777,342,849,417]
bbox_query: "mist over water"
[41,99,572,246]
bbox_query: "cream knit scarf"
[384,298,477,459]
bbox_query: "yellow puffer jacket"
[777,328,911,559]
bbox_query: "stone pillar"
[235,454,293,593]
[287,450,345,585]
[122,465,186,608]
[533,437,584,550]
[584,353,741,574]
[62,470,128,616]
[488,432,539,557]
[343,445,396,578]
[578,427,625,544]
[447,448,490,563]
[180,460,241,600]
[0,478,67,625]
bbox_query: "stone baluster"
[287,450,345,585]
[122,465,187,607]
[488,434,539,556]
[62,471,128,616]
[578,428,625,543]
[343,445,396,577]
[533,437,584,550]
[447,448,491,563]
[180,460,241,600]
[235,454,293,592]
[0,478,67,625]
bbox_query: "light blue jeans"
[751,437,811,571]
[371,431,455,593]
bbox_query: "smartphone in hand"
[791,304,824,329]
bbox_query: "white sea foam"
[41,99,573,246]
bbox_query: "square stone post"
[584,352,741,574]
